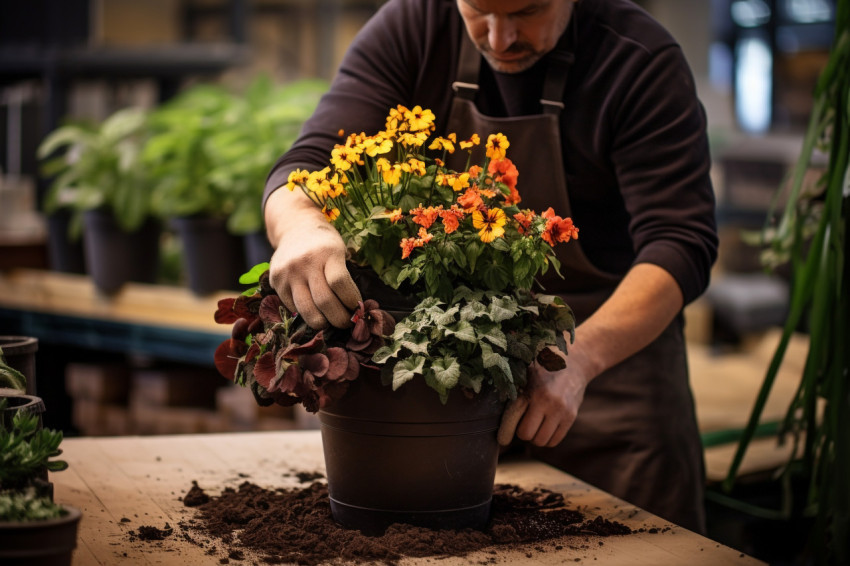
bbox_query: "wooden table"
[55,430,763,565]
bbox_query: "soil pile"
[178,478,634,565]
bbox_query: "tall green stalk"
[723,3,849,563]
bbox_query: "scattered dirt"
[174,479,636,565]
[130,523,174,541]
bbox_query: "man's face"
[457,0,575,74]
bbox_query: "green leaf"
[239,263,270,285]
[400,333,431,355]
[431,356,461,390]
[392,355,426,390]
[478,324,508,350]
[372,342,402,364]
[488,295,519,323]
[445,320,477,343]
[460,301,487,322]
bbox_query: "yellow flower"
[285,169,310,191]
[405,105,435,132]
[428,135,456,153]
[472,208,507,243]
[363,135,393,157]
[331,145,362,171]
[322,204,340,222]
[404,158,427,176]
[305,168,332,198]
[460,133,480,150]
[377,158,403,185]
[485,133,509,160]
[387,105,406,133]
[398,130,430,148]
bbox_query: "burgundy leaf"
[253,352,277,390]
[214,298,239,324]
[278,364,302,395]
[232,318,250,341]
[282,331,326,358]
[214,340,239,380]
[324,348,351,381]
[368,309,396,336]
[259,295,285,324]
[351,318,370,342]
[300,353,329,378]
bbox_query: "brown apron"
[445,28,707,534]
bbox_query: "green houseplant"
[213,105,577,534]
[144,76,327,294]
[0,398,81,566]
[37,107,161,294]
[721,4,849,564]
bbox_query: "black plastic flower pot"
[46,209,86,275]
[171,215,246,296]
[243,230,274,270]
[0,391,45,431]
[82,208,161,295]
[0,506,82,566]
[318,367,504,535]
[0,335,38,395]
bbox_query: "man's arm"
[264,186,362,329]
[506,262,684,447]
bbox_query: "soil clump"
[178,479,634,565]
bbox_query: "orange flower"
[488,158,519,190]
[541,207,579,245]
[472,208,507,243]
[457,187,484,211]
[439,205,465,234]
[411,205,441,229]
[513,211,535,235]
[388,208,404,223]
[399,227,433,259]
[468,165,483,178]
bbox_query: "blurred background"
[0,1,840,561]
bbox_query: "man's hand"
[497,346,589,448]
[265,188,362,329]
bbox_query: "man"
[263,0,717,534]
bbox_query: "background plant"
[145,76,327,233]
[724,4,849,563]
[37,107,152,239]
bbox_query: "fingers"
[497,396,529,446]
[325,256,362,310]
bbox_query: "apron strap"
[452,31,481,101]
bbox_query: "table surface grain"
[54,430,764,566]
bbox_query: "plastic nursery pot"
[0,335,38,395]
[0,506,82,566]
[318,366,505,535]
[82,208,161,295]
[0,391,45,430]
[171,215,246,296]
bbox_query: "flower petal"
[214,298,239,324]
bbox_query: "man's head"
[457,0,577,74]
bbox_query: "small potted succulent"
[213,105,578,534]
[0,398,80,566]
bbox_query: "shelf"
[0,269,231,365]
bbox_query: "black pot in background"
[171,215,245,296]
[243,230,274,269]
[319,367,504,535]
[0,506,81,566]
[0,336,38,395]
[0,391,45,431]
[46,210,85,275]
[82,209,161,295]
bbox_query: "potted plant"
[144,76,327,294]
[213,105,577,534]
[207,76,328,267]
[721,5,848,564]
[0,398,80,566]
[0,337,37,395]
[37,107,160,294]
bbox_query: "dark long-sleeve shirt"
[265,0,718,305]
